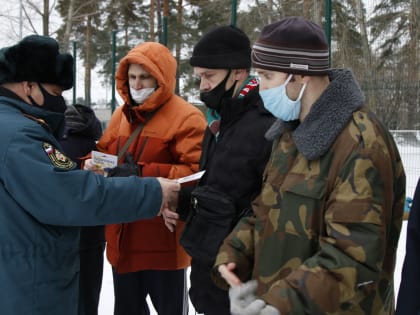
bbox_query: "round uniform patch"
[43,142,75,170]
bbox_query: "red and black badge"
[43,142,75,170]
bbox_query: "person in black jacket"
[396,177,420,315]
[162,25,275,315]
[59,104,104,315]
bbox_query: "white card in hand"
[176,170,206,184]
[91,150,118,170]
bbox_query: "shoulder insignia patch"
[43,142,76,170]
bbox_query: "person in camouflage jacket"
[213,17,406,315]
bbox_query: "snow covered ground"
[98,221,409,314]
[98,261,196,314]
[98,141,418,314]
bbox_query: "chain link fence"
[92,0,419,194]
[391,130,420,198]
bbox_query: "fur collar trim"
[265,69,365,160]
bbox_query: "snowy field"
[98,263,196,314]
[98,142,419,314]
[98,223,409,315]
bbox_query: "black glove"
[107,153,139,177]
[176,186,195,221]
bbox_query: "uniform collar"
[0,92,65,139]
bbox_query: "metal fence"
[60,0,418,128]
[92,104,419,198]
[391,130,420,198]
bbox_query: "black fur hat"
[0,35,73,90]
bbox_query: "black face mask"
[199,70,236,112]
[29,83,67,114]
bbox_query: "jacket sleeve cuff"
[176,186,194,221]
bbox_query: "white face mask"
[129,87,155,104]
[260,74,307,121]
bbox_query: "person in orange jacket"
[85,41,206,315]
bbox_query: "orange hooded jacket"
[97,42,206,273]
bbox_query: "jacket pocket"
[280,174,327,239]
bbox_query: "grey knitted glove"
[260,304,281,315]
[229,280,265,315]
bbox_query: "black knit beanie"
[190,25,251,69]
[252,17,329,75]
[0,35,73,90]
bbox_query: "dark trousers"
[112,268,188,315]
[189,260,230,315]
[78,243,105,315]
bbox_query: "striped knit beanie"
[252,17,329,75]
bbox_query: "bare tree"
[407,0,419,129]
[354,0,376,111]
[84,14,92,105]
[370,0,419,129]
[21,0,55,35]
[175,0,183,94]
[61,0,75,52]
[149,0,155,40]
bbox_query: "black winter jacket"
[178,81,274,313]
[179,85,274,221]
[60,104,104,249]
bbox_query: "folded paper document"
[177,170,206,184]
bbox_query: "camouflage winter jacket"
[213,69,406,315]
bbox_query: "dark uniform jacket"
[198,85,274,212]
[0,90,162,315]
[179,78,275,312]
[214,69,406,315]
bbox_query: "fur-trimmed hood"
[266,69,365,160]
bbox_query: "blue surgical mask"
[260,74,307,121]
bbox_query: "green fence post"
[231,0,237,26]
[162,16,168,46]
[162,0,168,46]
[111,30,117,113]
[72,41,76,105]
[325,0,332,67]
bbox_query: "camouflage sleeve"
[262,130,405,314]
[212,215,256,290]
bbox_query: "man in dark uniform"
[0,34,179,315]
